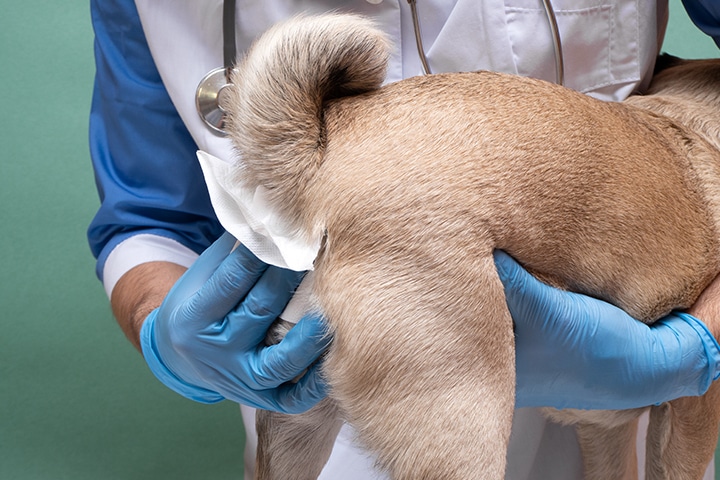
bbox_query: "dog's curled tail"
[225,14,390,219]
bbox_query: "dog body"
[223,15,720,479]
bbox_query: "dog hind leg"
[255,398,343,480]
[255,320,344,479]
[644,274,720,479]
[319,254,516,479]
[645,382,720,480]
[574,418,640,480]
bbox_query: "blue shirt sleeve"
[682,0,720,48]
[87,0,223,280]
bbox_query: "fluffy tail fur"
[224,14,390,222]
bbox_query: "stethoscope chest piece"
[196,67,233,136]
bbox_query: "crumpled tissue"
[197,150,320,322]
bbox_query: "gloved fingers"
[654,313,720,395]
[161,232,238,310]
[493,250,528,292]
[269,362,330,414]
[139,309,226,404]
[221,266,307,347]
[494,249,613,334]
[681,313,720,383]
[493,249,557,312]
[493,249,560,327]
[250,315,331,389]
[497,248,720,410]
[279,314,332,359]
[202,231,238,259]
[192,231,238,273]
[180,241,271,328]
[229,362,328,413]
[242,266,306,327]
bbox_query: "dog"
[221,14,720,479]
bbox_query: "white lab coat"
[121,0,714,478]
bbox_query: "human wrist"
[110,261,188,351]
[672,312,720,393]
[139,308,224,404]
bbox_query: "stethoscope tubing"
[196,0,566,135]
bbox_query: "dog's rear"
[224,15,720,479]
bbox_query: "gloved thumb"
[492,249,568,329]
[162,232,237,311]
[492,250,540,299]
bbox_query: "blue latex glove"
[140,232,331,413]
[493,250,720,410]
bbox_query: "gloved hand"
[140,232,331,414]
[493,250,720,410]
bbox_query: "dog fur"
[222,14,720,479]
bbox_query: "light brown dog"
[222,14,720,480]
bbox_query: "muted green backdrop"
[0,1,718,479]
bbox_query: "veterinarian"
[88,1,720,478]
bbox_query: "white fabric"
[103,234,198,298]
[123,1,714,479]
[241,405,714,480]
[197,151,321,272]
[126,0,666,291]
[241,405,386,480]
[131,0,664,167]
[198,150,320,323]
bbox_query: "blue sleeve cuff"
[681,0,720,48]
[140,309,224,404]
[87,0,223,279]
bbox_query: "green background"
[0,1,718,479]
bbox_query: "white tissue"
[197,150,320,323]
[197,150,320,272]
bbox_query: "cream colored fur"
[223,14,720,479]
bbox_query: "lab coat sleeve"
[87,0,223,282]
[681,0,720,48]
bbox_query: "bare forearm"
[110,261,188,352]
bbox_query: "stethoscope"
[196,0,565,136]
[407,0,563,81]
[195,0,238,136]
